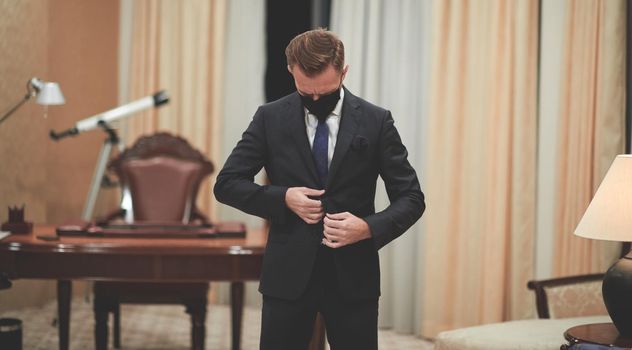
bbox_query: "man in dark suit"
[214,29,425,350]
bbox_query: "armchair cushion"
[434,315,610,350]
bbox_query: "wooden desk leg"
[185,300,207,350]
[93,295,111,350]
[57,280,72,350]
[113,303,121,348]
[230,281,244,350]
[0,272,12,290]
[308,313,326,350]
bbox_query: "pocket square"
[351,135,369,151]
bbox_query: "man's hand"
[285,187,325,224]
[322,212,371,248]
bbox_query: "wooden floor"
[0,299,434,349]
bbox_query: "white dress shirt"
[305,88,344,168]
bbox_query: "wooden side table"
[563,323,632,349]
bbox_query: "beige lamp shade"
[574,155,632,242]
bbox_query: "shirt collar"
[331,87,344,117]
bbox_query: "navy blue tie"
[312,117,329,188]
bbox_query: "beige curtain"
[553,0,626,276]
[124,0,226,221]
[421,0,539,337]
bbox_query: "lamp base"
[603,254,632,337]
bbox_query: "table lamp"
[0,78,64,233]
[574,154,632,336]
[0,77,65,125]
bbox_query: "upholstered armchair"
[527,273,606,319]
[434,274,610,350]
[93,132,214,350]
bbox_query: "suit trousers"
[259,245,379,350]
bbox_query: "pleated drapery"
[330,0,433,335]
[420,0,539,336]
[123,0,226,221]
[552,0,626,277]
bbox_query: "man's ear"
[287,65,293,74]
[341,64,349,80]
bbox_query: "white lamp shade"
[36,82,65,105]
[574,155,632,242]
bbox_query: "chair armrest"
[527,273,605,319]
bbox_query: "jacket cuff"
[265,185,289,223]
[363,213,392,250]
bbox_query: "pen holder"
[1,205,32,234]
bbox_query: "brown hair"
[285,28,345,76]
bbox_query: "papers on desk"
[56,221,246,239]
[0,231,10,241]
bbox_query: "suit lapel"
[284,93,320,185]
[327,88,360,189]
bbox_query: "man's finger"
[302,200,323,211]
[302,197,323,208]
[324,222,345,235]
[326,212,350,220]
[323,216,345,229]
[324,226,344,237]
[303,217,320,224]
[304,210,324,218]
[301,188,325,196]
[306,212,324,221]
[322,238,343,249]
[301,204,322,214]
[323,230,343,242]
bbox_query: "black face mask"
[300,87,341,121]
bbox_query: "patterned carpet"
[0,299,434,349]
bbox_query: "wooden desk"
[0,225,266,350]
[563,323,632,349]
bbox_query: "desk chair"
[93,132,214,350]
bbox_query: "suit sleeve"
[363,111,425,250]
[213,107,289,222]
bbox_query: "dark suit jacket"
[214,87,425,301]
